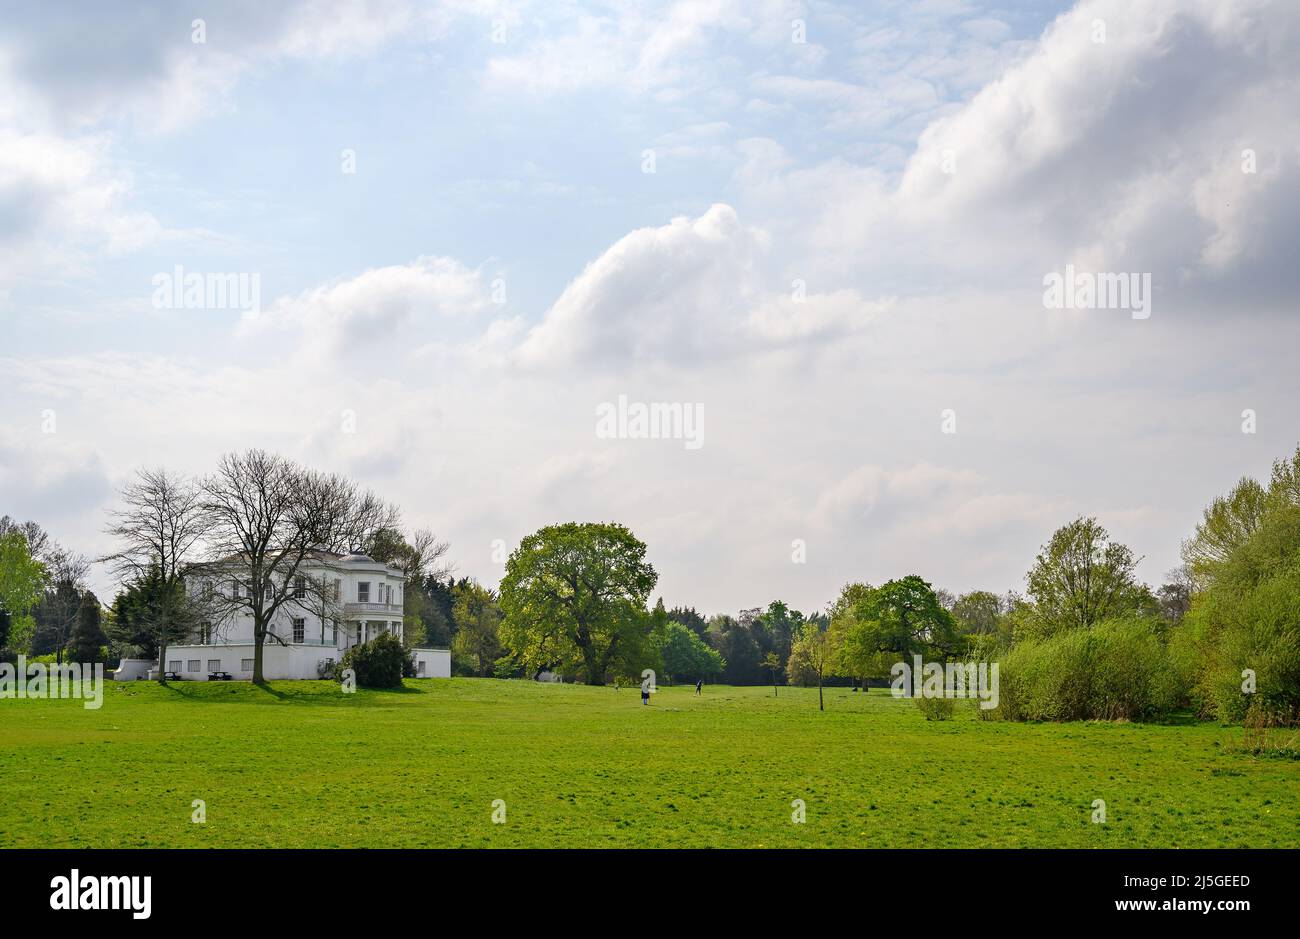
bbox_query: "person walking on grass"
[695,678,703,696]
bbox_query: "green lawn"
[1,679,1295,848]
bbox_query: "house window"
[294,576,306,599]
[202,582,214,600]
[358,582,370,603]
[187,660,201,672]
[199,622,212,644]
[241,659,254,672]
[417,660,425,675]
[233,579,242,599]
[331,579,341,601]
[293,618,305,643]
[207,659,221,672]
[325,623,335,644]
[168,660,181,672]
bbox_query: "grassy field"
[1,678,1295,848]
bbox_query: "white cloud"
[240,256,492,364]
[711,0,1300,316]
[0,130,161,284]
[512,203,881,370]
[6,0,1300,615]
[0,0,440,132]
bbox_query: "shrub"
[1239,704,1300,758]
[994,617,1180,722]
[915,695,955,721]
[338,633,413,689]
[1185,562,1300,726]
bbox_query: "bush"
[993,617,1180,722]
[915,695,955,721]
[338,633,413,689]
[1184,562,1300,726]
[1239,704,1300,758]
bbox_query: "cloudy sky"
[2,0,1298,613]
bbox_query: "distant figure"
[695,679,703,696]
[641,683,650,705]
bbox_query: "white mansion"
[159,550,449,681]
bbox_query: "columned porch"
[344,619,405,648]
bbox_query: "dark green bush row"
[991,617,1181,722]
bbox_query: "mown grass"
[1,679,1295,848]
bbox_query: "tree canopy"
[499,522,657,684]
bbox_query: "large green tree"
[1024,517,1148,636]
[951,590,1003,636]
[835,576,959,691]
[655,620,724,683]
[499,522,657,685]
[451,580,503,676]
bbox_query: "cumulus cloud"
[239,256,492,364]
[0,130,162,284]
[0,0,439,132]
[0,0,462,285]
[512,203,881,370]
[790,0,1300,310]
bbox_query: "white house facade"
[156,551,450,681]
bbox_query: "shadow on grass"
[153,679,426,707]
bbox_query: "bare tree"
[363,526,450,580]
[101,468,210,679]
[290,561,347,649]
[35,550,91,663]
[1,516,87,660]
[195,449,395,683]
[0,516,52,561]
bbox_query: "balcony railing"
[183,636,339,647]
[343,602,403,614]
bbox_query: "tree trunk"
[252,620,266,684]
[158,637,169,683]
[818,675,824,711]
